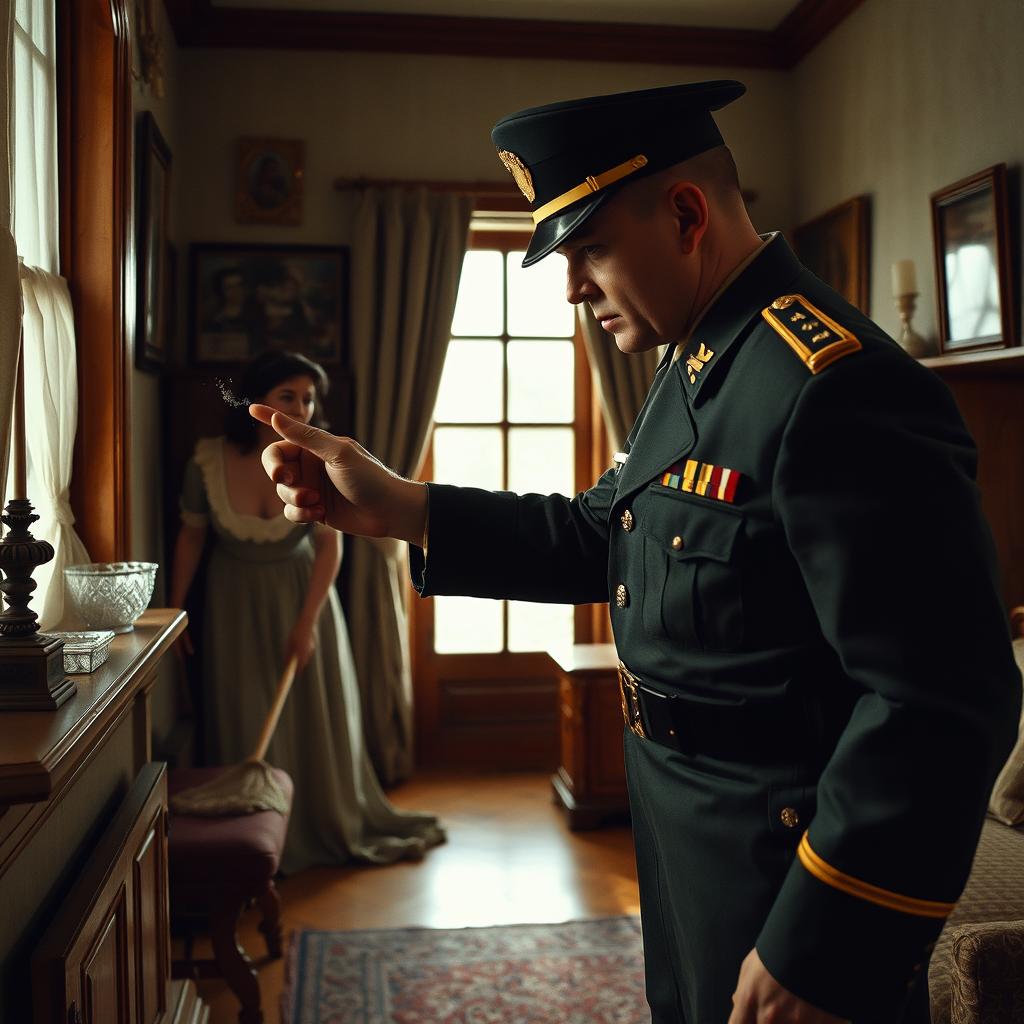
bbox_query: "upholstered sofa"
[928,632,1024,1024]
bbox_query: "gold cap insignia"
[497,150,535,203]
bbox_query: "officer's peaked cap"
[491,80,745,267]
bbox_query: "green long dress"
[180,436,445,874]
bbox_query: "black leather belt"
[617,661,807,763]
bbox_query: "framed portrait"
[235,138,304,225]
[792,195,871,314]
[135,111,172,373]
[189,243,348,366]
[931,164,1016,354]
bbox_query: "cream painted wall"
[174,50,794,315]
[794,0,1024,343]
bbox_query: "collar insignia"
[497,150,535,203]
[684,342,715,385]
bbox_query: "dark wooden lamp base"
[0,497,74,711]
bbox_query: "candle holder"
[0,497,75,710]
[894,292,935,359]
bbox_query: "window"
[430,242,579,658]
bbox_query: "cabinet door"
[80,887,131,1024]
[32,763,169,1024]
[133,805,169,1024]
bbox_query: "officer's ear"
[667,181,709,255]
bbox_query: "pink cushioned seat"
[168,765,293,1024]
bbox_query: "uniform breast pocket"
[641,494,745,652]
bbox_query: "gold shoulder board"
[762,294,861,374]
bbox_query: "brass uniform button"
[615,583,629,608]
[671,535,684,551]
[621,509,634,532]
[780,807,800,829]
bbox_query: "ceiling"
[209,0,799,31]
[173,0,864,68]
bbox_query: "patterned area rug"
[281,916,647,1024]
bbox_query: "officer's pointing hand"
[729,949,849,1024]
[249,404,428,544]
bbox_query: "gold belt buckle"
[617,661,646,739]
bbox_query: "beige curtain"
[345,186,473,784]
[20,265,89,628]
[577,305,660,451]
[0,5,17,506]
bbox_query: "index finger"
[261,438,305,485]
[249,402,277,426]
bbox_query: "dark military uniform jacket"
[410,234,1020,1020]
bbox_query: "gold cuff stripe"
[532,154,649,224]
[797,834,955,919]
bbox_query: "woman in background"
[170,350,444,873]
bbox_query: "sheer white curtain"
[5,0,89,629]
[0,3,19,503]
[20,265,88,626]
[12,0,58,273]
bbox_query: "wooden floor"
[181,771,639,1023]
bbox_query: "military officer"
[250,81,1021,1024]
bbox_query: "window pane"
[507,340,574,423]
[434,340,503,423]
[433,427,503,490]
[451,251,503,337]
[508,601,574,656]
[508,427,574,496]
[507,251,574,337]
[435,596,504,654]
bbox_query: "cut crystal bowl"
[63,562,158,634]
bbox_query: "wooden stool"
[168,766,293,1024]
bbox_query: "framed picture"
[235,138,304,225]
[135,111,172,372]
[931,164,1016,354]
[189,243,348,365]
[792,195,871,314]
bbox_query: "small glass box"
[49,630,116,674]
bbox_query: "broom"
[170,653,299,816]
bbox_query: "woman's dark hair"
[224,350,330,453]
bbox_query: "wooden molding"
[164,0,865,69]
[775,0,867,65]
[59,0,134,562]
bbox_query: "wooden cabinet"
[31,762,173,1024]
[550,643,630,829]
[0,611,204,1023]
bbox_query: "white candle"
[891,259,917,296]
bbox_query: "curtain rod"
[334,177,758,205]
[334,176,523,198]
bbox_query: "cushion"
[929,819,1024,1023]
[988,639,1024,826]
[168,766,292,893]
[949,920,1024,1024]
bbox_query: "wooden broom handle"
[249,654,299,762]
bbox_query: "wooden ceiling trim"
[776,0,866,65]
[164,0,866,68]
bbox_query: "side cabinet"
[31,762,174,1024]
[550,644,630,829]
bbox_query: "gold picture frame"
[792,195,871,314]
[235,137,304,225]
